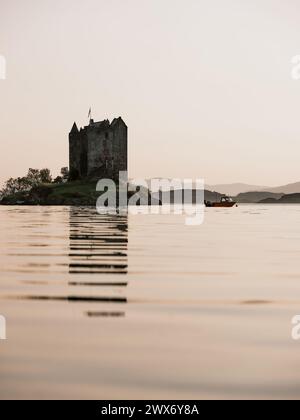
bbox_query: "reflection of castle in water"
[69,208,128,317]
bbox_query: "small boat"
[205,196,237,208]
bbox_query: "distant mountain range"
[235,191,284,203]
[139,180,300,196]
[206,183,268,196]
[151,189,300,204]
[207,182,300,196]
[132,180,300,204]
[259,193,300,204]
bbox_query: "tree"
[0,168,53,198]
[26,168,41,187]
[39,168,52,184]
[60,167,69,181]
[26,168,52,185]
[0,176,31,197]
[53,176,63,184]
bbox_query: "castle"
[69,116,127,180]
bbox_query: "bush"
[0,168,53,198]
[53,176,63,184]
[60,167,69,181]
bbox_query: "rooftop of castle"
[70,117,127,134]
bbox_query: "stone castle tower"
[69,117,127,180]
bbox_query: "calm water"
[1,205,300,399]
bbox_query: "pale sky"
[1,0,300,187]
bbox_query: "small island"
[1,116,144,206]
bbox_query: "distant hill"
[206,183,269,196]
[235,191,284,203]
[259,193,300,204]
[152,189,222,204]
[207,181,300,196]
[267,182,300,194]
[259,197,278,204]
[154,189,300,204]
[140,180,300,197]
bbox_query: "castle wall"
[111,119,128,177]
[69,129,88,179]
[87,127,113,177]
[69,117,127,181]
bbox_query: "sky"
[1,0,300,187]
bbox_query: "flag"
[88,107,92,119]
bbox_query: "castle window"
[105,132,109,140]
[105,159,108,169]
[112,158,114,169]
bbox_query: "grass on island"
[49,180,99,198]
[0,180,105,205]
[43,180,117,204]
[1,179,151,205]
